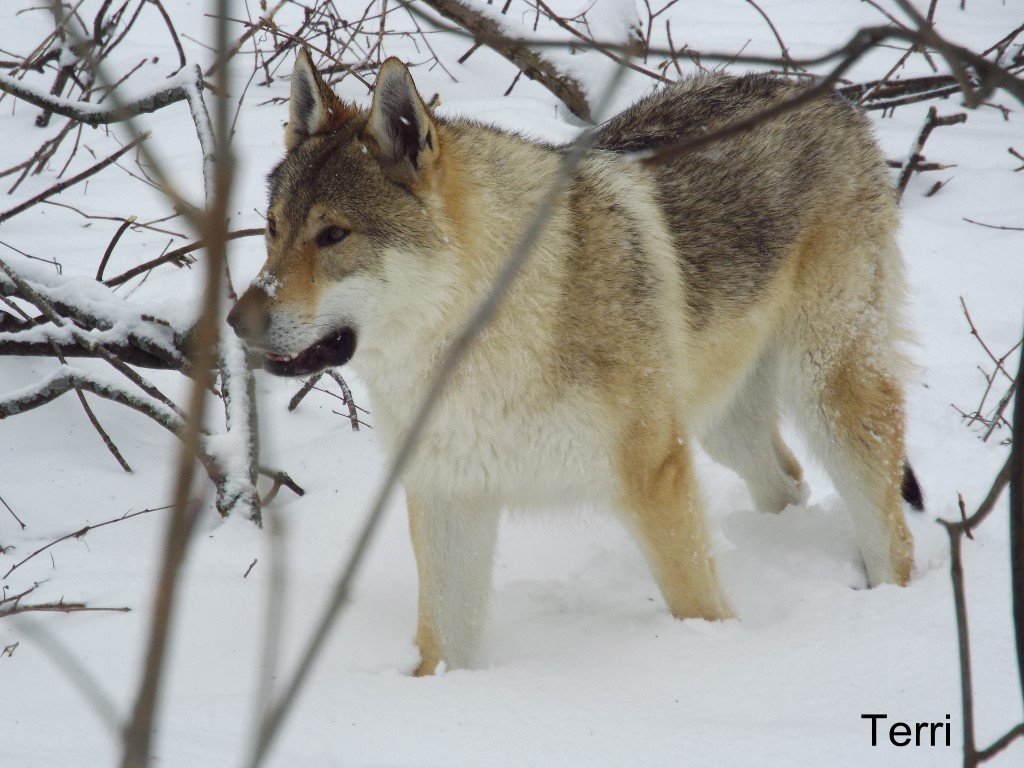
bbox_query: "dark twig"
[285,370,363,431]
[204,0,289,78]
[886,159,951,171]
[96,215,137,282]
[960,298,1020,383]
[418,0,593,121]
[954,298,1020,443]
[1,600,131,618]
[0,135,148,225]
[1009,313,1024,715]
[1,494,25,529]
[531,0,671,86]
[0,576,131,617]
[75,386,134,473]
[258,467,305,506]
[983,379,1018,443]
[743,0,797,72]
[326,370,360,432]
[2,505,169,581]
[103,227,263,288]
[287,372,324,412]
[963,218,1024,232]
[940,456,1011,762]
[149,0,186,74]
[896,107,967,198]
[939,444,1022,766]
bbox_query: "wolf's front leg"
[617,430,734,621]
[407,492,500,675]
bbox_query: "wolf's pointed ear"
[365,58,438,187]
[285,48,354,151]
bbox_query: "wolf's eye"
[316,225,350,247]
[267,217,277,238]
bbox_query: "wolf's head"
[227,50,455,377]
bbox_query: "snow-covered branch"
[0,365,181,432]
[0,70,199,127]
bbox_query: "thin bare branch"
[0,494,25,529]
[121,0,237,762]
[96,215,137,282]
[963,218,1024,232]
[3,505,171,580]
[103,227,262,288]
[418,0,592,121]
[896,107,967,198]
[0,134,147,225]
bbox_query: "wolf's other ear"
[365,58,438,187]
[286,48,354,151]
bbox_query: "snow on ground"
[1,1,1023,766]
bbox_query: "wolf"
[228,50,922,675]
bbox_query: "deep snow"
[1,1,1022,766]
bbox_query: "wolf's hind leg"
[407,493,500,675]
[700,352,805,514]
[617,429,733,621]
[785,343,914,587]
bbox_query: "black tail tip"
[902,462,925,512]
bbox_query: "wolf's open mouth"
[262,328,356,377]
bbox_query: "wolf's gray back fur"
[595,75,894,324]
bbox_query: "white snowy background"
[1,1,1022,765]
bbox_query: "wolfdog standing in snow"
[228,50,922,675]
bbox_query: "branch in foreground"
[247,60,632,768]
[1009,310,1024,714]
[120,2,239,759]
